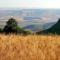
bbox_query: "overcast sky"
[0,0,60,8]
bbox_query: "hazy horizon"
[0,0,60,9]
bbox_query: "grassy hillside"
[0,34,60,60]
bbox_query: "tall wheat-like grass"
[0,34,60,60]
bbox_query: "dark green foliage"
[22,30,32,35]
[0,28,3,33]
[3,18,18,33]
[36,18,60,35]
[46,18,60,34]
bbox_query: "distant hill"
[36,18,60,34]
[23,25,43,32]
[23,22,56,32]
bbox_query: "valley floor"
[0,34,60,60]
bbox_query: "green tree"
[3,18,18,33]
[3,18,32,35]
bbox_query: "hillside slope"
[36,18,60,34]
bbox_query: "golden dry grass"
[0,34,60,60]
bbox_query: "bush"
[15,26,32,35]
